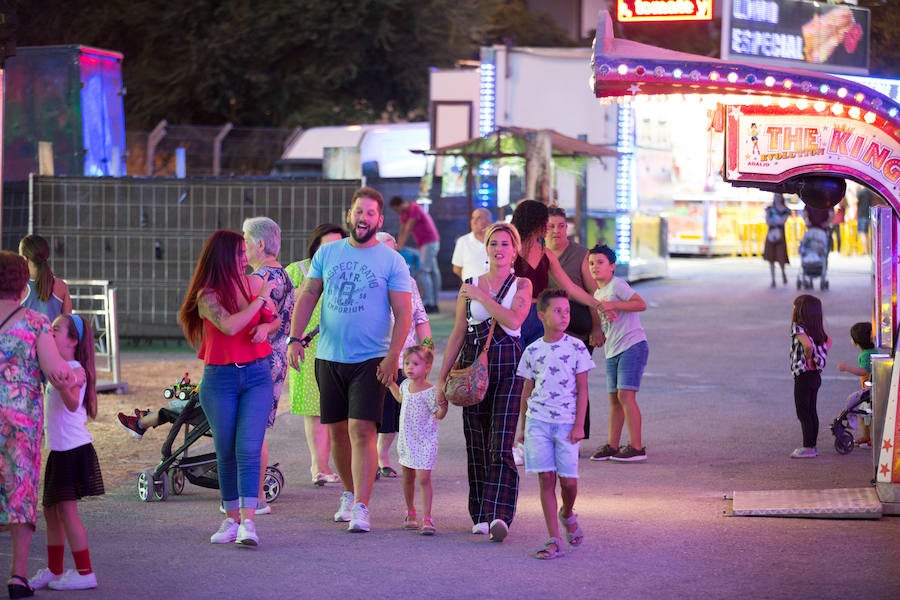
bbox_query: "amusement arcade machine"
[591,13,899,514]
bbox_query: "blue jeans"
[605,340,649,393]
[417,241,441,307]
[200,358,272,511]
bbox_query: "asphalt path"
[3,254,898,599]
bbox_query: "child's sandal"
[532,537,562,560]
[419,517,436,536]
[403,511,418,530]
[558,509,584,547]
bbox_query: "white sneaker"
[348,502,370,532]
[210,517,239,543]
[29,567,62,590]
[471,522,489,535]
[489,518,509,542]
[791,447,818,459]
[48,569,97,590]
[255,504,272,515]
[236,519,259,547]
[334,491,354,522]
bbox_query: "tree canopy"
[9,0,900,131]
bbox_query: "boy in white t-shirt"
[515,289,595,560]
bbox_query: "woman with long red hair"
[178,230,274,548]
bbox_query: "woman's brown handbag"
[443,318,497,407]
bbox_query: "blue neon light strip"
[614,103,635,263]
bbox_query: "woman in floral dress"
[0,251,73,597]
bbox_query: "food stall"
[590,12,900,512]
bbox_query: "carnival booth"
[591,13,899,515]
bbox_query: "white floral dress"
[397,380,440,470]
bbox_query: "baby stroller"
[829,386,872,454]
[796,226,830,290]
[136,376,285,503]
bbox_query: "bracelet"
[288,337,303,345]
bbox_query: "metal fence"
[15,176,357,338]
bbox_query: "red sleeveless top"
[514,252,550,300]
[197,305,271,365]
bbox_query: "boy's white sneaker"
[48,569,97,590]
[790,447,818,458]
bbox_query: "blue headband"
[71,314,85,343]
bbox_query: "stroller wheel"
[263,466,284,504]
[834,429,855,455]
[138,469,170,502]
[170,468,185,495]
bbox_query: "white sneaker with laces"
[471,522,489,535]
[29,567,62,590]
[48,569,97,590]
[236,519,259,547]
[348,502,370,532]
[210,517,239,543]
[334,491,354,522]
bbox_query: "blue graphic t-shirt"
[309,238,411,363]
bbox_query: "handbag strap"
[473,272,516,358]
[0,307,23,335]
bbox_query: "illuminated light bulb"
[797,99,809,110]
[727,72,738,83]
[778,97,790,108]
[672,68,683,79]
[831,103,844,116]
[764,76,775,87]
[783,79,793,90]
[864,112,876,124]
[890,107,899,118]
[618,64,628,75]
[837,87,848,98]
[819,84,829,94]
[814,101,826,112]
[761,95,772,107]
[854,93,865,103]
[848,106,861,119]
[746,74,757,84]
[635,65,646,75]
[709,71,719,81]
[654,66,665,77]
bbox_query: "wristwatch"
[288,337,304,345]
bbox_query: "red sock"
[47,545,65,575]
[72,548,92,575]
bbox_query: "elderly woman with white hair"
[374,232,432,480]
[242,216,294,514]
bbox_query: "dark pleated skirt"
[42,443,105,506]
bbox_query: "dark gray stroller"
[136,378,284,503]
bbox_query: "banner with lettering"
[617,0,713,23]
[723,0,870,75]
[723,104,900,197]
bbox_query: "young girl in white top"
[31,314,103,591]
[389,345,447,535]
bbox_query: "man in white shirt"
[451,207,492,282]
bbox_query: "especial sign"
[724,105,900,196]
[722,0,870,75]
[616,0,713,23]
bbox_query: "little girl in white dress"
[389,345,447,535]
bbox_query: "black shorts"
[378,369,403,434]
[316,357,386,425]
[43,443,105,506]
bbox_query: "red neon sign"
[617,0,713,23]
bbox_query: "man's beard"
[350,223,378,244]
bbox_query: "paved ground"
[3,255,898,599]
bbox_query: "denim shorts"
[605,340,649,393]
[523,417,580,478]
